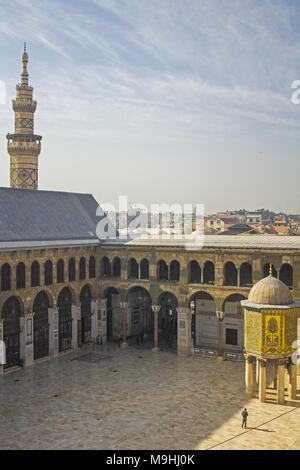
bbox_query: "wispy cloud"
[0,0,300,211]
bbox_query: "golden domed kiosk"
[241,267,299,404]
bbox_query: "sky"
[0,0,300,214]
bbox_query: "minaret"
[7,44,42,190]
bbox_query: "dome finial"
[269,264,273,277]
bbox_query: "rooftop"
[0,187,99,249]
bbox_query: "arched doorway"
[240,263,253,287]
[279,264,293,288]
[190,291,216,347]
[203,261,215,284]
[158,292,178,351]
[224,262,237,286]
[189,260,201,283]
[103,287,119,341]
[80,285,92,345]
[57,287,73,352]
[2,297,22,369]
[33,292,50,360]
[126,286,153,342]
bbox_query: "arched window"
[264,263,277,278]
[102,257,111,277]
[89,256,96,278]
[44,260,53,285]
[203,261,215,284]
[224,262,237,286]
[112,257,121,278]
[1,264,11,291]
[79,257,86,280]
[158,260,168,280]
[69,258,76,282]
[280,264,293,288]
[170,260,180,282]
[16,262,26,289]
[129,258,139,279]
[57,259,64,284]
[240,263,252,287]
[189,260,201,283]
[31,261,40,287]
[140,259,149,279]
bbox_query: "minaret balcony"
[12,98,37,113]
[7,134,42,157]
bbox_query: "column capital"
[244,354,254,363]
[258,357,267,367]
[152,305,160,313]
[25,312,35,319]
[120,301,128,310]
[216,311,225,321]
[278,358,287,367]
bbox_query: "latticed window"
[57,259,64,283]
[1,263,11,291]
[69,258,75,281]
[79,257,86,280]
[31,261,40,287]
[16,263,26,289]
[89,256,96,278]
[44,260,53,285]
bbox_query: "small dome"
[248,275,293,306]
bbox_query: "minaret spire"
[6,45,42,190]
[21,42,29,86]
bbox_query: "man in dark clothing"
[241,408,248,428]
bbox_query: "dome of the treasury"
[248,275,293,306]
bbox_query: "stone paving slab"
[0,344,299,450]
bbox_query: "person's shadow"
[244,427,275,433]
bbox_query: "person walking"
[241,408,248,428]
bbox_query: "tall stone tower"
[7,44,42,190]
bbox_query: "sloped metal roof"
[0,187,99,247]
[103,233,300,250]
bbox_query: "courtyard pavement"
[0,343,299,450]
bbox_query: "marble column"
[288,363,297,401]
[259,359,267,403]
[71,303,81,350]
[97,299,108,344]
[177,307,192,357]
[91,299,98,343]
[245,355,254,397]
[216,312,225,360]
[0,320,4,375]
[120,302,128,348]
[24,313,34,367]
[273,360,278,390]
[256,357,260,385]
[49,306,59,358]
[152,305,160,352]
[277,359,286,404]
